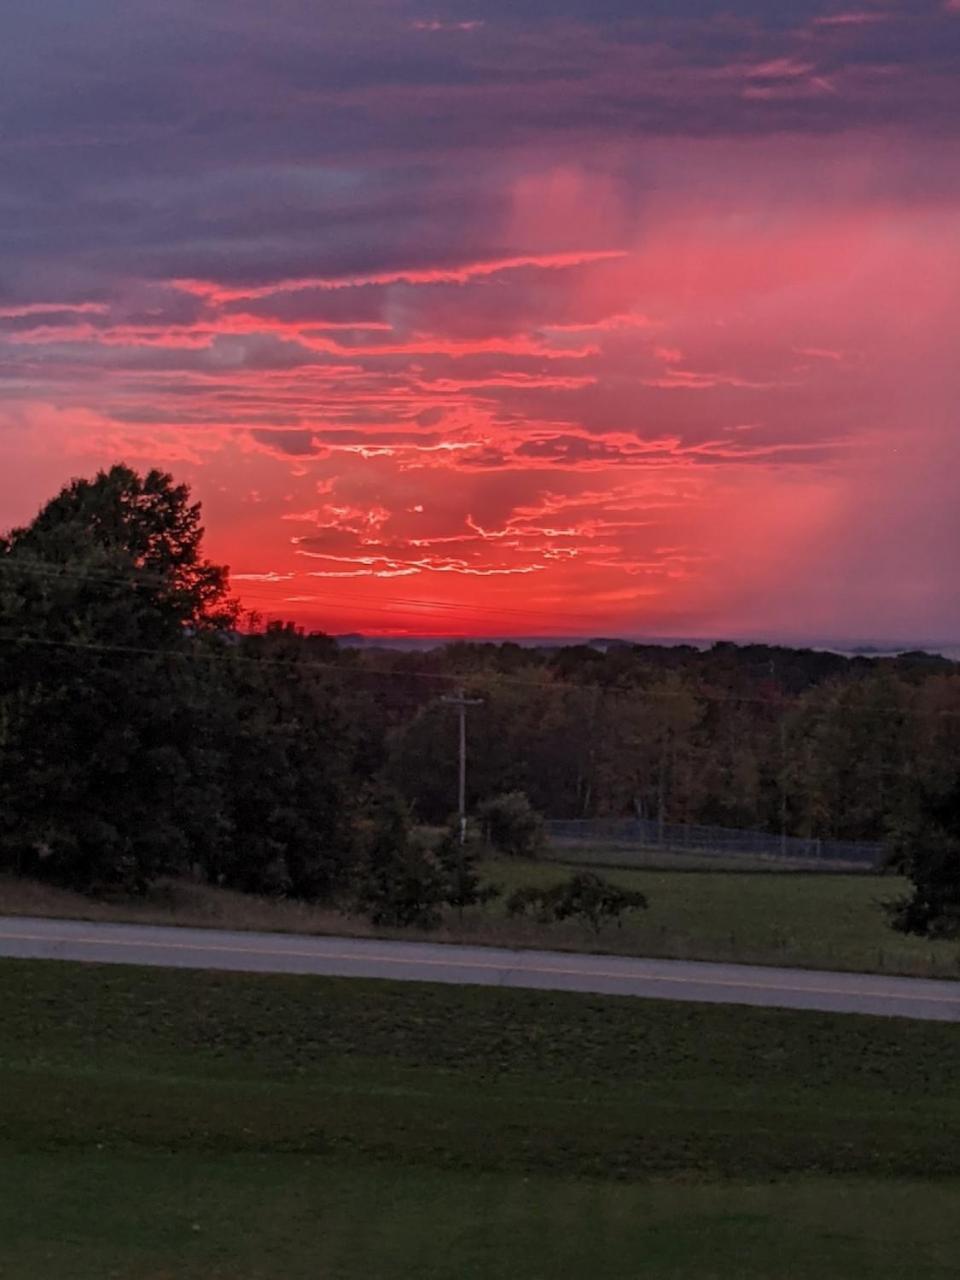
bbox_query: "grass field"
[4,858,957,979]
[2,959,960,1277]
[484,858,960,977]
[6,1155,960,1280]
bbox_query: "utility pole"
[441,689,483,844]
[779,716,788,859]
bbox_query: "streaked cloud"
[1,0,959,639]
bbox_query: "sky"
[2,0,959,642]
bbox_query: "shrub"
[506,872,648,935]
[478,791,545,859]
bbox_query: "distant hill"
[332,633,960,661]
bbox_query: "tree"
[354,791,446,929]
[506,872,648,934]
[783,675,914,841]
[0,466,239,890]
[203,634,359,901]
[478,791,545,859]
[589,678,701,824]
[1,464,238,638]
[886,778,960,938]
[434,824,500,920]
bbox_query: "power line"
[4,562,957,668]
[0,559,617,628]
[2,566,957,708]
[287,586,617,627]
[0,630,793,702]
[0,558,233,596]
[0,559,314,613]
[1,630,958,721]
[0,561,613,640]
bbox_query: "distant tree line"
[1,465,958,937]
[381,646,960,844]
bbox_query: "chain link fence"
[544,817,884,871]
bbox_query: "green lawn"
[2,959,960,1277]
[481,858,960,977]
[5,1154,960,1280]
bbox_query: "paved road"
[1,915,959,1022]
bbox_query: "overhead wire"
[2,631,959,720]
[1,560,957,711]
[0,559,625,629]
[5,562,955,663]
[0,631,805,704]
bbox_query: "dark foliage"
[507,872,648,934]
[434,824,501,919]
[353,790,446,929]
[0,468,355,898]
[886,780,960,938]
[477,791,545,859]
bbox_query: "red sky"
[2,1,960,642]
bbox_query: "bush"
[478,792,545,859]
[506,872,648,935]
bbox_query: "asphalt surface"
[1,915,958,1021]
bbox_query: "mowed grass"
[5,1154,960,1280]
[3,858,959,979]
[2,959,960,1276]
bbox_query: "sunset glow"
[3,1,960,641]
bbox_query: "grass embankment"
[2,961,960,1277]
[3,860,957,978]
